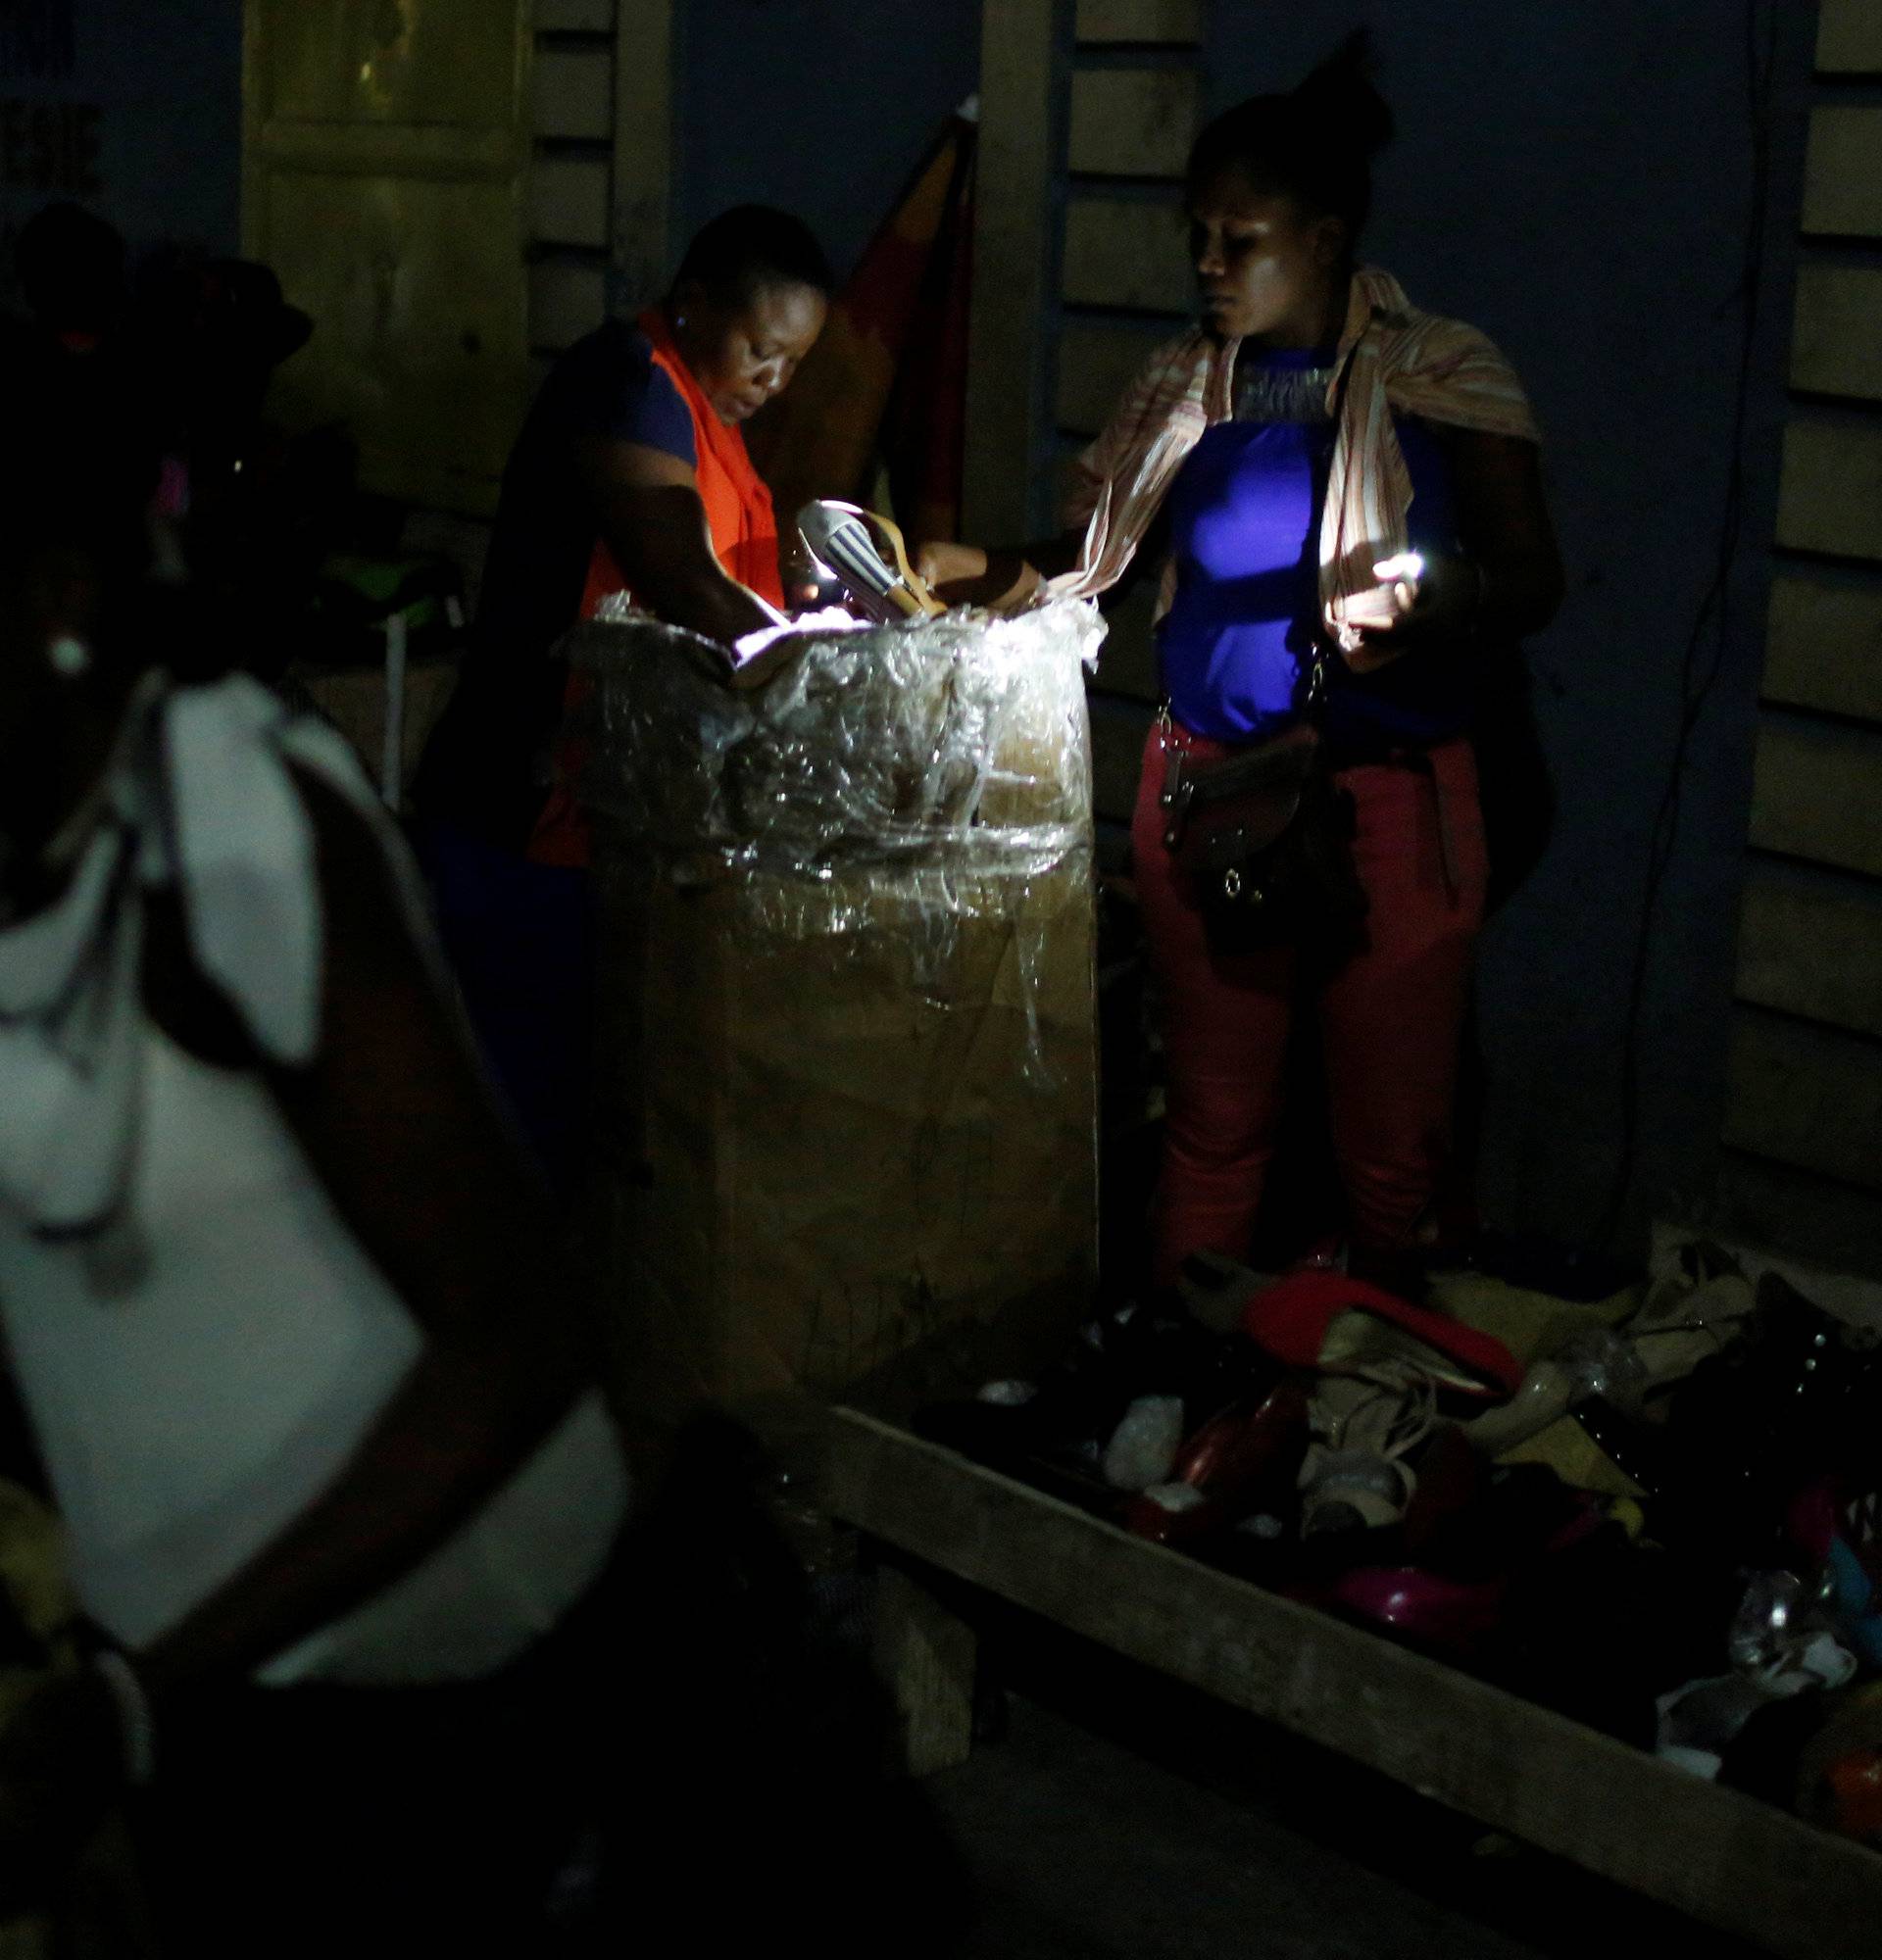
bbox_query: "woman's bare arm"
[574,435,778,644]
[915,530,1086,609]
[1338,428,1564,667]
[1444,428,1565,638]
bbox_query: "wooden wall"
[1718,0,1882,1271]
[526,0,671,366]
[244,0,672,513]
[242,0,534,516]
[966,0,1205,851]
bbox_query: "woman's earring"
[47,634,92,679]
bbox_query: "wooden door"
[242,0,532,515]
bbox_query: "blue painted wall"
[672,0,982,280]
[0,1,242,296]
[1203,6,1812,1250]
[674,1,1812,1252]
[0,1,1808,1254]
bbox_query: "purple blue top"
[1158,343,1468,755]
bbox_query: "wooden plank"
[823,1409,1882,1960]
[1750,718,1882,875]
[1818,0,1882,73]
[1725,1009,1882,1192]
[1076,0,1203,44]
[966,0,1062,540]
[528,255,608,351]
[1068,68,1199,177]
[1791,264,1882,401]
[1057,319,1170,434]
[1064,196,1193,313]
[1736,865,1882,1037]
[1776,419,1882,564]
[531,43,612,140]
[1803,105,1882,236]
[613,0,673,308]
[872,1564,978,1779]
[1763,572,1882,721]
[529,152,610,248]
[252,0,523,131]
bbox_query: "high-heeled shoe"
[1320,1564,1510,1656]
[1463,1328,1648,1459]
[1240,1269,1522,1403]
[1121,1377,1312,1546]
[1297,1363,1437,1536]
[1466,1248,1758,1464]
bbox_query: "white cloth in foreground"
[0,675,625,1685]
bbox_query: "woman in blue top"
[923,37,1564,1290]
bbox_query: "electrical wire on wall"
[1590,0,1782,1251]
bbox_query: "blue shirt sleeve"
[553,323,697,468]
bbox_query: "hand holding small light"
[1372,550,1425,615]
[1326,551,1456,671]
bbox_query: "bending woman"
[417,205,831,1177]
[922,37,1563,1290]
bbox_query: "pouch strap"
[1158,706,1192,849]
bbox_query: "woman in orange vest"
[417,207,831,1181]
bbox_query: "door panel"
[255,0,521,131]
[244,0,529,514]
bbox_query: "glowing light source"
[1371,551,1425,587]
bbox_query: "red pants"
[1132,722,1488,1286]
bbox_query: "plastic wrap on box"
[570,597,1102,1079]
[571,595,1098,858]
[573,601,1104,1459]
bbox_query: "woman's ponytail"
[1188,28,1395,246]
[1289,28,1394,162]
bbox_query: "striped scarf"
[1051,267,1540,618]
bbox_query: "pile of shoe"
[916,1241,1882,1795]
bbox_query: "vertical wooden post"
[613,0,674,309]
[872,1563,978,1779]
[963,0,1067,543]
[239,1,534,514]
[1717,1,1882,1267]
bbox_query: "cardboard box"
[578,604,1102,1463]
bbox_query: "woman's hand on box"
[916,541,990,593]
[916,542,1046,613]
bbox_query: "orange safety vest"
[528,309,784,867]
